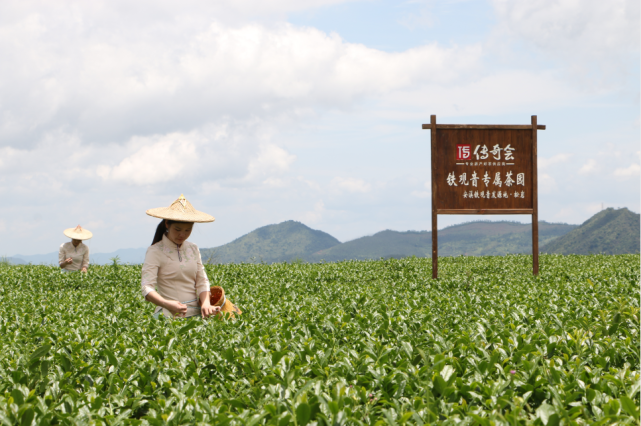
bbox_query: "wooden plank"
[437,209,534,214]
[422,124,546,130]
[532,115,539,275]
[430,115,438,279]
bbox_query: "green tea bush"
[0,254,638,425]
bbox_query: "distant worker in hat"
[59,225,92,273]
[142,194,242,319]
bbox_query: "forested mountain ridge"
[10,208,638,264]
[200,220,340,264]
[306,221,576,262]
[541,208,639,255]
[200,220,579,263]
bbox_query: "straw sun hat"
[146,194,215,223]
[63,225,93,240]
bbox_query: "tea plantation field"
[0,255,638,425]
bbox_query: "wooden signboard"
[422,115,545,278]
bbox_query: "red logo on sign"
[457,144,471,160]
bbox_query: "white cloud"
[297,177,322,192]
[93,122,297,187]
[554,207,575,220]
[331,177,371,193]
[492,0,639,55]
[398,3,435,30]
[378,69,582,119]
[0,131,99,197]
[585,203,605,216]
[410,180,431,198]
[538,153,572,170]
[84,220,106,230]
[247,144,296,181]
[98,133,200,185]
[0,12,482,148]
[614,163,641,178]
[0,118,298,194]
[491,0,640,88]
[298,200,326,224]
[578,159,598,175]
[262,177,289,188]
[0,0,358,28]
[539,173,557,194]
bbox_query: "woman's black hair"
[151,219,193,246]
[152,219,173,246]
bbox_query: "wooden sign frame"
[422,115,545,278]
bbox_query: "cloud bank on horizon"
[0,0,638,255]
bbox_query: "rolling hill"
[10,208,638,265]
[541,207,640,255]
[307,221,576,262]
[200,220,340,264]
[200,220,578,263]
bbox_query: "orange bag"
[209,286,242,319]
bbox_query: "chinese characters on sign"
[457,144,516,161]
[460,190,526,199]
[447,171,525,199]
[456,144,471,160]
[447,171,524,187]
[432,129,534,211]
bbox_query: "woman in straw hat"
[59,225,92,272]
[141,194,241,319]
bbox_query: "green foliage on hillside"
[439,221,577,257]
[0,255,639,424]
[203,220,578,264]
[310,230,431,262]
[201,220,340,264]
[542,208,640,255]
[202,207,640,264]
[311,221,576,262]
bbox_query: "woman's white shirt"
[141,234,210,310]
[58,242,90,270]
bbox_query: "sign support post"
[423,115,544,278]
[531,115,539,276]
[430,115,438,279]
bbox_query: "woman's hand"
[145,291,188,318]
[201,300,221,318]
[164,300,188,317]
[81,267,88,273]
[64,258,73,265]
[198,290,221,318]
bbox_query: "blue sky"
[0,0,638,256]
[289,0,497,51]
